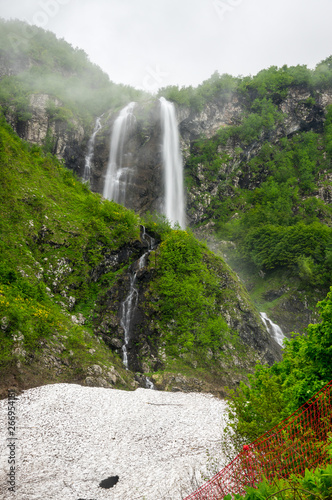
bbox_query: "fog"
[0,0,331,91]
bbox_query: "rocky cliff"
[0,21,296,398]
[6,93,86,159]
[0,112,285,397]
[183,87,332,225]
[6,85,332,221]
[91,230,281,387]
[4,83,332,340]
[2,34,332,362]
[88,101,165,214]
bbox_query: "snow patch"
[0,383,228,499]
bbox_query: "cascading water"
[121,263,140,369]
[145,377,155,390]
[159,97,186,229]
[103,102,136,204]
[120,226,156,391]
[83,115,102,182]
[141,225,155,250]
[260,312,285,346]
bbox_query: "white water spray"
[84,115,102,182]
[159,97,185,229]
[260,312,285,346]
[103,102,136,204]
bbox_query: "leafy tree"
[225,287,332,446]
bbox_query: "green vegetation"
[186,97,332,290]
[158,58,332,111]
[151,230,230,354]
[223,460,332,500]
[223,286,332,450]
[0,19,146,127]
[0,108,256,392]
[0,109,139,369]
[158,71,238,111]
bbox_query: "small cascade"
[260,312,285,346]
[103,102,136,204]
[120,226,156,375]
[84,115,103,182]
[145,377,156,390]
[121,271,139,369]
[159,97,186,229]
[141,224,155,250]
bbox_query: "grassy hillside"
[0,108,142,395]
[0,109,275,396]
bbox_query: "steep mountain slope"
[2,19,331,393]
[0,113,280,397]
[86,65,332,336]
[0,18,146,175]
[177,67,332,335]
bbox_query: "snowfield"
[0,384,228,500]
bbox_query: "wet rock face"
[86,88,332,220]
[82,97,244,216]
[90,235,159,373]
[262,288,322,337]
[4,86,332,222]
[89,100,164,214]
[94,255,161,374]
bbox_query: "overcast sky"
[0,0,331,92]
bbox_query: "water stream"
[260,312,285,346]
[101,99,186,230]
[120,226,156,389]
[103,102,136,204]
[83,115,102,182]
[120,256,143,369]
[159,97,186,229]
[145,377,155,390]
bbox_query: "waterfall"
[159,97,186,229]
[121,270,139,369]
[141,224,155,250]
[121,252,147,369]
[103,102,136,204]
[83,115,102,182]
[145,377,155,390]
[260,312,285,346]
[120,226,156,376]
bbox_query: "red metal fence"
[184,380,332,500]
